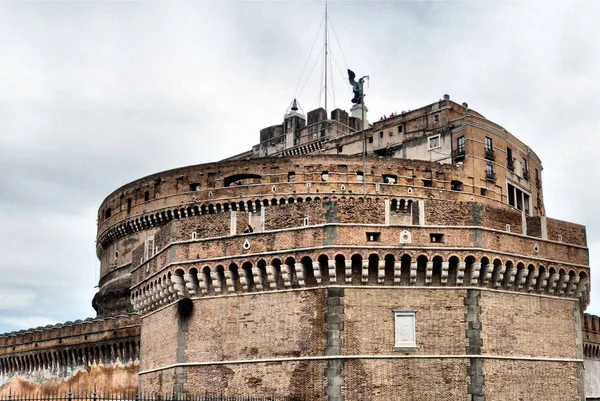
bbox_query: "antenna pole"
[362,97,366,195]
[324,1,328,115]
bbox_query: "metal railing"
[484,148,495,161]
[452,147,465,162]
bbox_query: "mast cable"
[291,14,326,100]
[297,51,323,100]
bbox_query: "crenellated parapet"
[0,314,140,381]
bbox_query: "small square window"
[288,172,296,182]
[189,183,200,192]
[480,188,488,197]
[393,309,417,351]
[557,235,563,242]
[422,179,432,188]
[430,233,444,243]
[356,172,364,182]
[428,135,440,150]
[337,146,343,153]
[366,232,381,242]
[321,171,329,181]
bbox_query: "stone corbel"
[361,260,369,284]
[456,262,466,285]
[410,262,417,285]
[328,260,336,284]
[441,261,449,285]
[294,263,306,287]
[378,260,386,284]
[425,261,433,285]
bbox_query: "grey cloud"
[0,1,599,332]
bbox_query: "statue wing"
[347,69,356,84]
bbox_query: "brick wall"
[479,292,578,359]
[140,305,179,371]
[343,359,469,401]
[547,218,587,246]
[483,359,580,401]
[342,288,467,355]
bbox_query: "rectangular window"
[480,188,488,197]
[379,131,384,138]
[558,235,563,242]
[524,193,530,216]
[383,174,397,184]
[321,171,329,181]
[434,114,439,123]
[485,137,494,160]
[393,310,417,350]
[430,233,445,243]
[368,136,373,144]
[337,146,343,153]
[428,135,440,150]
[486,163,495,181]
[398,125,403,134]
[144,191,150,201]
[366,232,381,242]
[356,172,364,182]
[485,137,493,151]
[508,183,515,207]
[126,198,132,213]
[457,136,465,153]
[189,183,200,192]
[516,188,523,210]
[522,158,529,180]
[507,147,514,170]
[422,179,432,188]
[288,172,296,182]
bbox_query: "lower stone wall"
[0,363,139,396]
[483,359,581,401]
[140,362,327,399]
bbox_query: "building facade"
[1,97,598,400]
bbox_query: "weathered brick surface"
[183,290,326,363]
[479,292,578,359]
[483,359,580,401]
[140,362,327,399]
[140,305,179,371]
[547,217,587,246]
[343,359,469,401]
[342,288,467,355]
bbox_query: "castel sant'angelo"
[1,79,600,399]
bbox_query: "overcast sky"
[0,1,599,333]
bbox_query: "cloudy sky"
[0,1,599,333]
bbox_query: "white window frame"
[393,309,417,351]
[428,135,441,150]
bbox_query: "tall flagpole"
[324,2,328,115]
